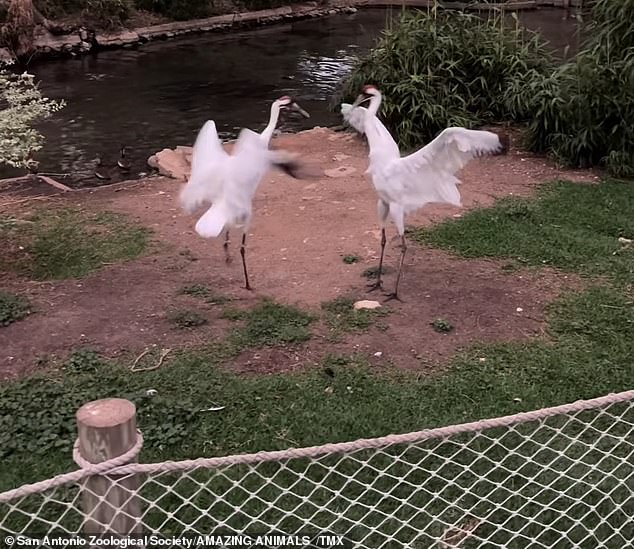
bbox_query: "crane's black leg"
[367,228,387,292]
[223,231,232,264]
[384,235,407,302]
[240,233,252,291]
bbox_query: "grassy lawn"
[0,208,152,280]
[411,179,634,284]
[1,178,632,546]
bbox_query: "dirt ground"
[0,127,600,379]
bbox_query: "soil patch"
[0,127,598,378]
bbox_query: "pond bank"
[1,0,580,65]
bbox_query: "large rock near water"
[147,147,193,180]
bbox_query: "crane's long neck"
[367,92,381,117]
[363,92,387,156]
[260,101,281,143]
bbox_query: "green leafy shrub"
[82,0,134,28]
[337,10,553,151]
[513,0,634,176]
[133,0,211,20]
[0,63,65,170]
[33,0,132,27]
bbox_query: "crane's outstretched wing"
[192,128,275,239]
[179,120,228,213]
[340,103,367,134]
[384,127,506,213]
[399,127,505,177]
[233,127,304,183]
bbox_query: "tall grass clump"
[507,0,634,177]
[337,9,554,151]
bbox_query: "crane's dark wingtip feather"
[275,159,303,179]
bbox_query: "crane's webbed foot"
[366,280,384,292]
[383,292,403,303]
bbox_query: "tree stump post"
[76,398,143,542]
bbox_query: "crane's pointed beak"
[291,102,310,118]
[351,93,371,108]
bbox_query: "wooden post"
[76,398,143,539]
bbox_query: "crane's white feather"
[179,120,228,213]
[340,103,367,134]
[399,127,504,176]
[341,94,504,215]
[179,122,302,240]
[341,102,400,167]
[383,127,504,212]
[194,201,232,238]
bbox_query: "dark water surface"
[5,7,581,186]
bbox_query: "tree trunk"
[0,0,64,57]
[1,0,35,57]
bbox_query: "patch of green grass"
[1,208,152,280]
[431,318,454,333]
[411,179,634,284]
[168,310,208,329]
[178,284,211,299]
[0,287,634,532]
[63,348,106,374]
[0,291,32,326]
[221,307,247,321]
[178,284,232,305]
[321,296,390,341]
[342,254,361,264]
[1,179,633,545]
[229,299,316,348]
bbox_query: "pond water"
[4,7,582,186]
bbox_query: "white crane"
[341,85,508,301]
[179,97,310,290]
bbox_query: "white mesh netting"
[1,390,633,548]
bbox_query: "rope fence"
[1,390,633,548]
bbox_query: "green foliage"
[35,0,133,26]
[342,254,360,264]
[338,10,553,151]
[431,318,453,333]
[1,284,632,495]
[133,0,211,20]
[0,291,32,326]
[510,0,634,175]
[0,208,152,280]
[36,0,306,22]
[178,284,232,305]
[82,0,134,29]
[63,348,107,374]
[0,65,65,170]
[412,179,634,284]
[321,295,390,341]
[230,299,316,348]
[167,309,208,328]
